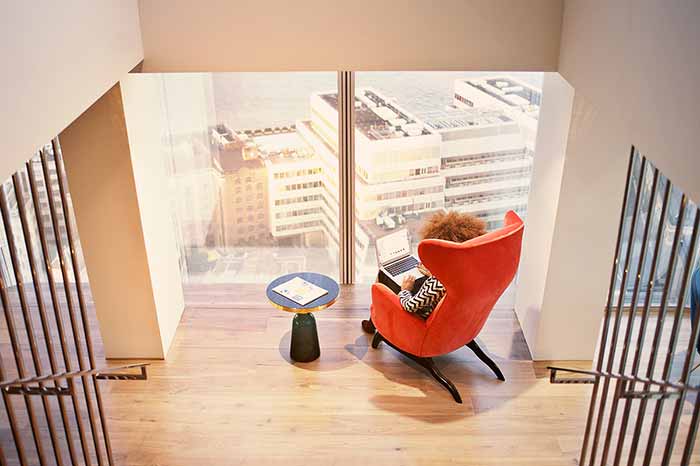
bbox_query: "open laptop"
[375,228,424,287]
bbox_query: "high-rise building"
[422,107,531,228]
[210,125,270,247]
[453,76,541,151]
[297,82,535,272]
[308,89,444,221]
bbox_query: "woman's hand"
[417,263,431,277]
[401,274,416,291]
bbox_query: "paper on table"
[272,276,328,306]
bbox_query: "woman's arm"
[398,276,445,314]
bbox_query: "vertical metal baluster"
[0,440,7,466]
[40,146,103,465]
[680,385,700,465]
[12,171,72,466]
[627,195,686,466]
[658,209,700,466]
[29,154,92,466]
[579,148,636,466]
[28,157,93,465]
[0,188,51,466]
[600,167,659,465]
[0,348,28,465]
[613,177,672,465]
[54,139,115,466]
[590,154,646,466]
[641,197,695,466]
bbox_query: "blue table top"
[266,272,340,313]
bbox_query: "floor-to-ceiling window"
[620,152,700,308]
[158,73,339,284]
[155,71,545,303]
[349,72,543,301]
[0,143,88,290]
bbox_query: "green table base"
[290,313,320,362]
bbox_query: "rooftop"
[211,124,264,172]
[254,131,316,165]
[358,208,442,246]
[465,77,542,109]
[421,108,513,132]
[319,88,432,141]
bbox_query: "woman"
[362,211,487,333]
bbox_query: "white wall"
[60,81,185,359]
[558,0,700,205]
[121,75,186,356]
[0,1,143,182]
[137,0,562,72]
[524,0,700,359]
[514,72,574,357]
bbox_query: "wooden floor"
[92,284,592,466]
[5,283,700,465]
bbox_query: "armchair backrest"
[417,211,524,356]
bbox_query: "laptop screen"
[376,228,411,265]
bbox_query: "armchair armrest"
[370,283,428,356]
[371,282,402,311]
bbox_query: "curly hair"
[419,211,487,243]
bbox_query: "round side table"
[266,272,340,362]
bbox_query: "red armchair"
[370,211,525,403]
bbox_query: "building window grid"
[446,186,529,207]
[275,207,323,219]
[373,185,443,202]
[445,167,532,188]
[283,180,322,191]
[441,149,528,169]
[276,220,323,232]
[273,168,322,179]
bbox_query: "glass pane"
[0,147,88,289]
[352,72,543,305]
[622,157,700,309]
[159,73,339,284]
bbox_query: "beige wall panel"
[59,84,166,359]
[137,0,562,72]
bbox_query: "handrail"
[1,363,149,396]
[547,365,700,393]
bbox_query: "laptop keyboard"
[384,256,419,276]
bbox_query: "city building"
[297,85,534,275]
[310,89,444,222]
[210,124,270,247]
[454,76,542,151]
[423,107,531,228]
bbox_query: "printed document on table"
[272,277,328,305]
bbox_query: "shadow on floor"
[344,334,527,423]
[277,329,363,371]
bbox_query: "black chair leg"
[371,332,462,403]
[417,358,463,404]
[371,332,384,349]
[466,340,505,381]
